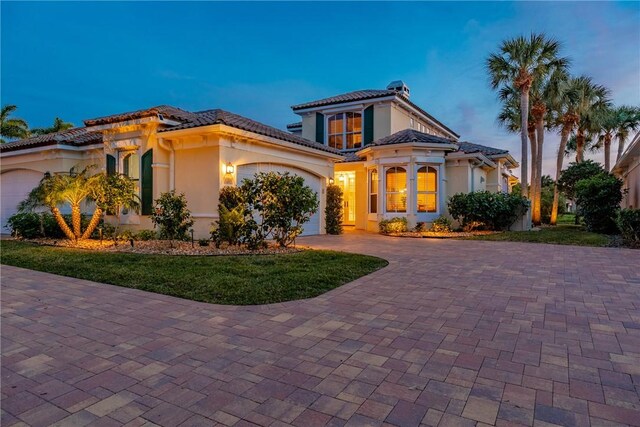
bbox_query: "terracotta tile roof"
[286,121,302,130]
[0,128,102,153]
[369,129,456,148]
[291,90,395,110]
[291,89,459,138]
[84,105,196,126]
[160,109,342,155]
[339,151,364,163]
[456,141,509,156]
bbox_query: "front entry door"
[336,172,356,225]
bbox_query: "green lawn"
[0,240,387,305]
[465,223,611,247]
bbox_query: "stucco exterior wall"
[301,113,316,142]
[445,162,471,198]
[621,159,639,208]
[373,104,391,141]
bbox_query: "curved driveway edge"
[2,233,640,426]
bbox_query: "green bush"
[211,186,248,248]
[242,172,319,248]
[198,238,210,247]
[379,217,408,234]
[136,229,157,241]
[325,184,343,235]
[575,173,623,233]
[558,160,604,200]
[150,191,194,247]
[430,215,452,233]
[6,212,90,239]
[414,222,428,232]
[6,212,42,238]
[575,173,622,234]
[211,205,247,248]
[617,208,640,248]
[448,191,529,231]
[118,229,136,242]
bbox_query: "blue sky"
[2,1,639,175]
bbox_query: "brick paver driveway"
[2,234,640,427]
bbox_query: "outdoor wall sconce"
[225,162,235,174]
[328,177,334,185]
[223,162,234,185]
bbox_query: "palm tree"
[573,79,610,163]
[487,33,568,201]
[31,117,74,136]
[614,106,640,163]
[547,75,581,225]
[1,105,30,143]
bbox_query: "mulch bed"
[20,238,302,256]
[384,231,501,239]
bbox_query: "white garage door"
[1,169,45,233]
[236,163,321,236]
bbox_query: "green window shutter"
[141,149,153,215]
[364,105,374,145]
[315,113,324,144]
[106,154,116,176]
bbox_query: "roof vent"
[386,80,410,98]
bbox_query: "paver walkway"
[2,233,640,427]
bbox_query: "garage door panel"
[1,170,45,231]
[236,163,321,236]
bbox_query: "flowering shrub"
[430,216,452,233]
[379,217,408,234]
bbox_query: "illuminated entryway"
[336,171,356,225]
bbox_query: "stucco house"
[0,81,517,237]
[612,131,640,209]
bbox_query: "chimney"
[386,80,410,99]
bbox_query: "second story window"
[328,112,362,150]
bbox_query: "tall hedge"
[325,184,343,235]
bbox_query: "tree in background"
[88,173,140,242]
[31,117,74,136]
[614,106,640,163]
[1,105,29,143]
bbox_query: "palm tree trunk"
[81,207,103,240]
[528,129,538,216]
[50,206,76,240]
[519,91,530,199]
[616,135,626,162]
[533,118,545,225]
[604,135,612,171]
[550,127,571,225]
[576,130,585,163]
[71,204,82,239]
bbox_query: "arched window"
[417,166,438,213]
[386,166,407,213]
[327,112,362,150]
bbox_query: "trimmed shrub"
[325,184,343,235]
[430,216,452,233]
[414,222,428,232]
[6,212,42,238]
[379,217,408,234]
[448,191,529,231]
[198,238,210,247]
[136,229,157,241]
[617,208,640,248]
[575,173,623,233]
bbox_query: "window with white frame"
[123,153,140,181]
[328,112,362,150]
[369,169,378,214]
[417,166,438,213]
[385,166,407,213]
